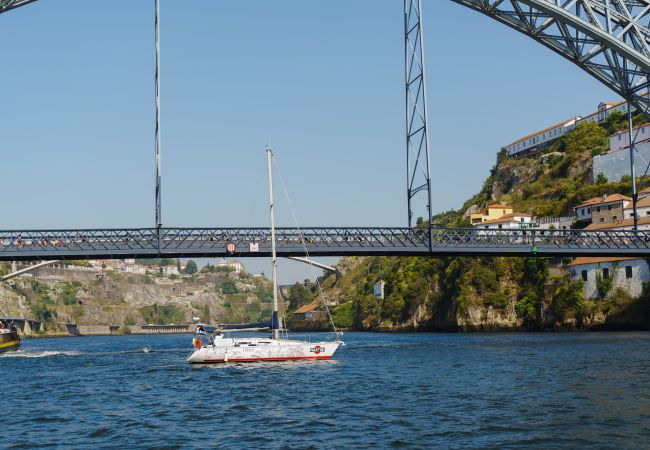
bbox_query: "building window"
[613,215,618,220]
[588,208,591,214]
[603,268,610,279]
[608,205,612,211]
[582,270,588,281]
[600,217,605,222]
[626,266,633,279]
[597,206,601,212]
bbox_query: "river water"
[3,332,650,449]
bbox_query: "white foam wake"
[0,350,82,358]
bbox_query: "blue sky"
[0,1,615,282]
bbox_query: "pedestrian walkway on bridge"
[1,227,650,259]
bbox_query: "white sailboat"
[187,148,343,364]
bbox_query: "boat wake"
[0,350,82,359]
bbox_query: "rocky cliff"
[0,266,274,333]
[316,117,650,332]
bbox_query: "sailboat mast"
[267,148,280,340]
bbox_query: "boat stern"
[0,331,20,353]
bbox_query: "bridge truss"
[1,228,650,260]
[452,0,650,115]
[0,0,34,14]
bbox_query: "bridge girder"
[451,0,650,114]
[0,0,35,14]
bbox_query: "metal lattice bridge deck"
[1,227,650,261]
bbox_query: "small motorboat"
[0,320,20,353]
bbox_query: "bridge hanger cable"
[272,156,339,337]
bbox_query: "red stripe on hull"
[201,355,333,363]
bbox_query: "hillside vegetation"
[318,110,650,331]
[0,265,274,333]
[435,110,648,227]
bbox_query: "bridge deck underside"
[1,227,650,260]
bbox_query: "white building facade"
[534,216,574,230]
[505,99,634,158]
[473,213,533,230]
[571,257,649,299]
[593,124,650,183]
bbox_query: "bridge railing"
[431,228,650,249]
[1,227,650,259]
[0,228,160,253]
[159,227,430,251]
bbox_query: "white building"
[574,194,631,224]
[534,216,574,230]
[578,100,631,125]
[162,265,180,276]
[505,98,634,158]
[584,216,650,231]
[472,213,533,230]
[504,117,580,157]
[216,258,244,273]
[570,257,649,299]
[624,195,650,220]
[609,123,650,152]
[593,124,650,183]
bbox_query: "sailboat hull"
[187,338,342,364]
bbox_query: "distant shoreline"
[24,330,194,339]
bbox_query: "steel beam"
[0,0,36,14]
[286,257,338,273]
[451,0,650,116]
[1,259,59,281]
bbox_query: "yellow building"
[470,203,514,225]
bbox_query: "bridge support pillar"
[23,319,32,336]
[404,0,433,228]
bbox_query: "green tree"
[564,122,608,154]
[596,172,608,184]
[596,272,613,299]
[288,282,310,310]
[185,260,198,275]
[604,110,627,135]
[514,258,549,327]
[221,279,238,295]
[140,303,185,324]
[60,281,81,306]
[550,279,584,322]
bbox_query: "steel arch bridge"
[451,0,650,116]
[3,0,650,259]
[5,0,649,113]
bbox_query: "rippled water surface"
[4,332,650,449]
